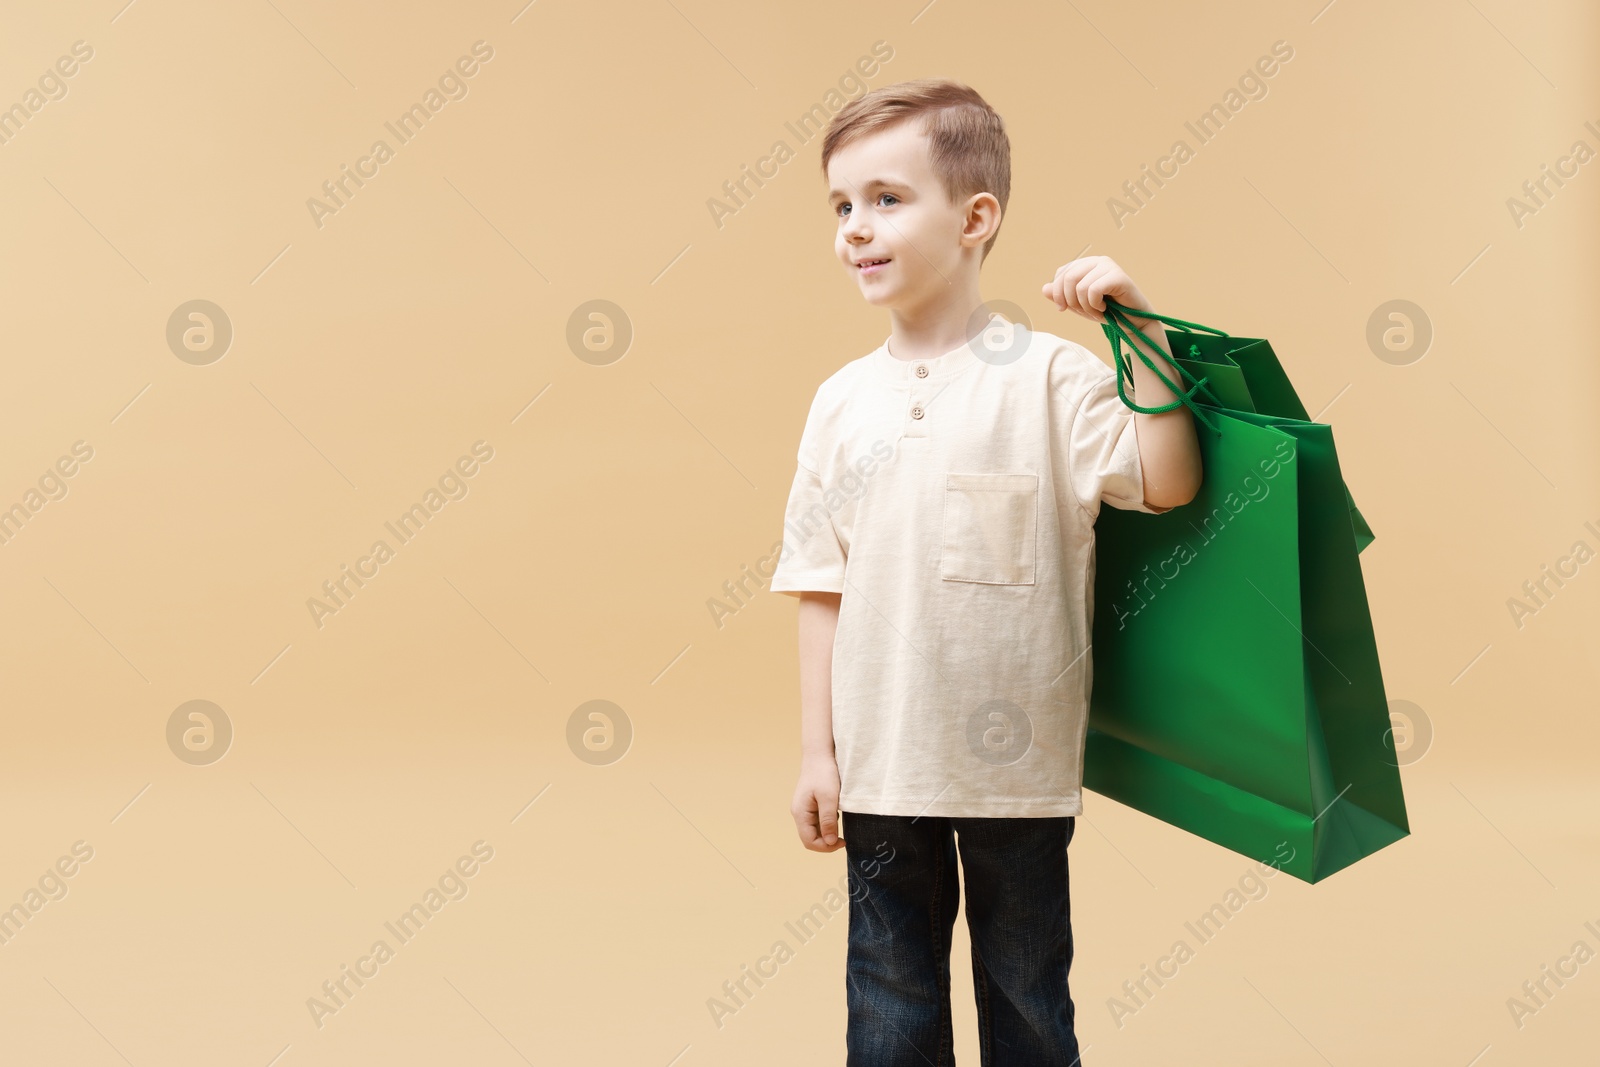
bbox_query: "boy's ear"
[961,192,1002,249]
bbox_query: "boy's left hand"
[1041,255,1152,324]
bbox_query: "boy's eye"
[836,193,898,217]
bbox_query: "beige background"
[0,0,1595,1063]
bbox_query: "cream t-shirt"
[770,322,1165,818]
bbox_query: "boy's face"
[827,121,995,312]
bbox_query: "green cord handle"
[1098,299,1224,435]
[1104,306,1220,434]
[1104,303,1230,415]
[1103,299,1230,338]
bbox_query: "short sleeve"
[768,459,847,596]
[1068,358,1165,516]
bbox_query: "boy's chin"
[857,285,900,308]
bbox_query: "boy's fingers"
[1074,271,1095,316]
[1077,265,1111,323]
[819,801,839,846]
[1051,276,1070,313]
[1054,266,1079,309]
[795,805,821,848]
[1062,265,1088,313]
[795,789,843,851]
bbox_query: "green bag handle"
[1100,301,1212,417]
[1103,300,1231,338]
[1099,298,1225,435]
[1104,300,1234,414]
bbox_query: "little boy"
[769,79,1202,1065]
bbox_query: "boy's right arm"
[791,590,844,852]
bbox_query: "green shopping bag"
[1103,303,1375,553]
[1083,301,1408,883]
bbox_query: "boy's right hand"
[792,755,844,852]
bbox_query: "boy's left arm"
[1042,255,1203,512]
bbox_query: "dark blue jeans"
[842,811,1082,1067]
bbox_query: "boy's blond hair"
[820,78,1010,261]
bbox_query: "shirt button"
[910,405,924,419]
[915,364,928,378]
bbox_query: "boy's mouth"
[856,257,891,275]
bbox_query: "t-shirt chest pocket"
[940,472,1038,585]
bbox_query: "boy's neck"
[883,281,989,364]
